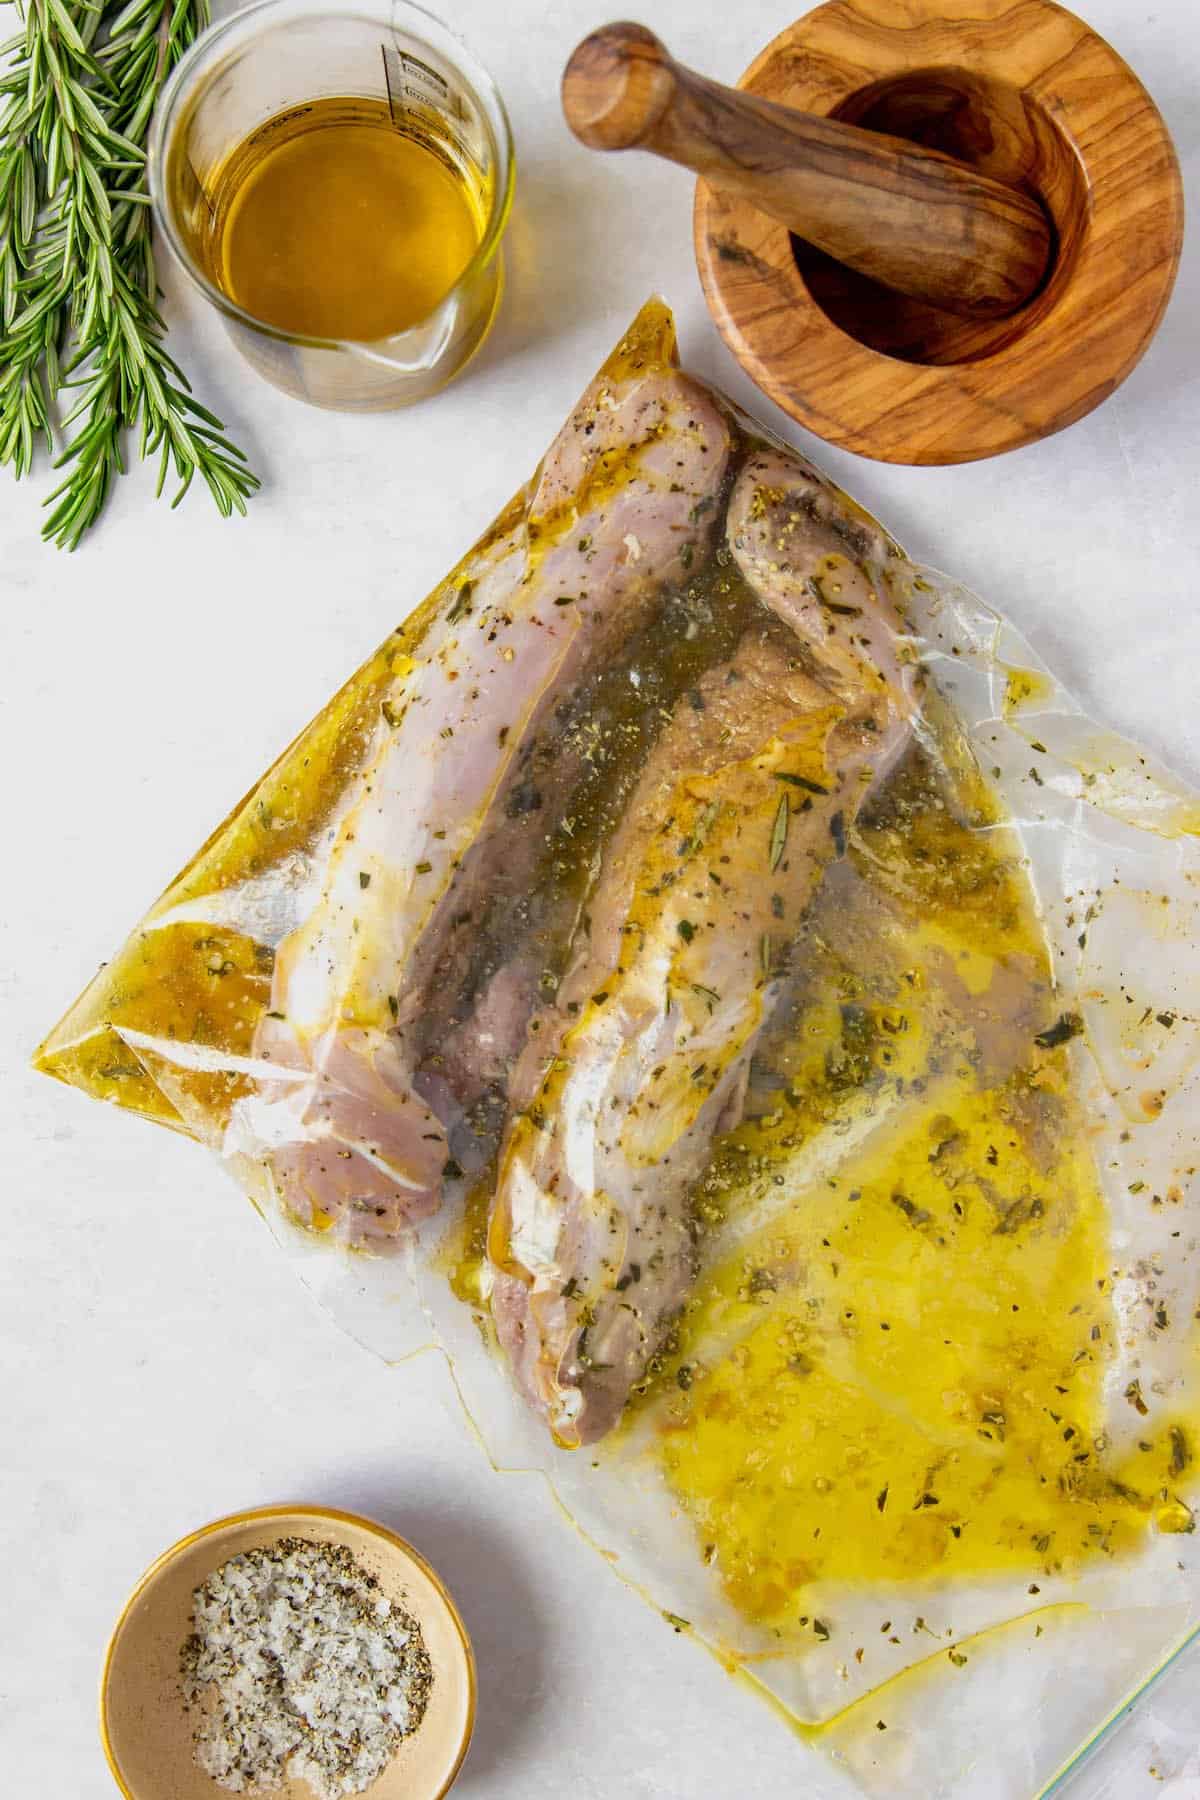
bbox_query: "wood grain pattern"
[562,21,1052,319]
[692,0,1184,465]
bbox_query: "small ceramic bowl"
[101,1504,476,1800]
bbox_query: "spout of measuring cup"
[344,306,456,377]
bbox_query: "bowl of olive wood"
[563,2,1183,464]
[100,1504,476,1800]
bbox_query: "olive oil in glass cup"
[149,0,514,410]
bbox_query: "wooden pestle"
[562,21,1054,321]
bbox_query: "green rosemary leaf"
[169,461,195,509]
[45,0,92,60]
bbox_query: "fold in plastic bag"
[38,302,1200,1797]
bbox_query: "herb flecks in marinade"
[434,549,764,1064]
[624,736,1195,1629]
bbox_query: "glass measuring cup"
[149,0,514,411]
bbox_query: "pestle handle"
[562,21,1053,321]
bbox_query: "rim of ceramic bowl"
[99,1502,478,1800]
[147,0,515,352]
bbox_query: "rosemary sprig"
[0,0,258,547]
[0,27,64,476]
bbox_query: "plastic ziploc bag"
[37,302,1200,1798]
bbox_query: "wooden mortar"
[564,2,1183,465]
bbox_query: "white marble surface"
[3,0,1199,1794]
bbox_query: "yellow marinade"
[624,732,1195,1618]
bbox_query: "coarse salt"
[180,1536,432,1797]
